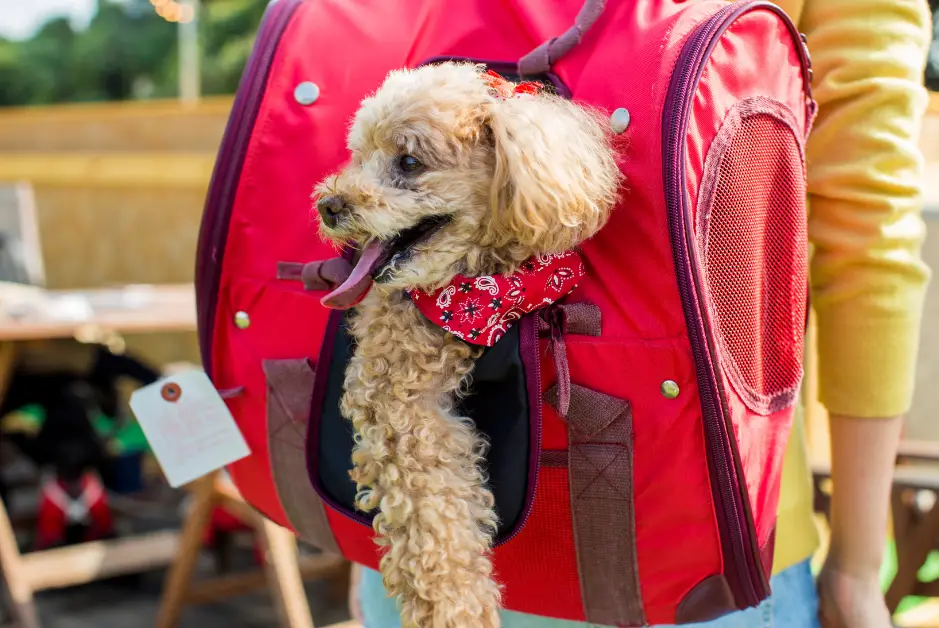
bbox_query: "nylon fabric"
[198,0,813,622]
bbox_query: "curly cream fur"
[314,62,622,627]
[341,288,498,627]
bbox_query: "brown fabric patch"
[263,359,340,554]
[675,575,737,624]
[540,450,569,468]
[545,382,644,626]
[559,302,602,336]
[545,384,630,440]
[537,303,602,338]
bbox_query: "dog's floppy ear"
[482,92,621,253]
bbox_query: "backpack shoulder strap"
[517,0,607,77]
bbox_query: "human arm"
[817,414,903,627]
[349,562,365,623]
[797,0,933,624]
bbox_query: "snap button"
[294,81,320,106]
[610,108,631,134]
[234,311,251,329]
[660,380,680,399]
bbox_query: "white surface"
[130,369,250,488]
[0,0,97,40]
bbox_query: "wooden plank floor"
[23,549,352,628]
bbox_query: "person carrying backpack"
[191,0,933,622]
[348,0,934,626]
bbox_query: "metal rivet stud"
[294,81,320,106]
[661,380,680,399]
[610,107,631,134]
[234,311,251,329]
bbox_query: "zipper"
[495,313,542,547]
[662,0,813,608]
[195,0,304,378]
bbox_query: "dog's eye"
[398,155,422,173]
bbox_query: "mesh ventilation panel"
[699,112,808,415]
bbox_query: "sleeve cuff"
[814,302,925,418]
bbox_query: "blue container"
[106,451,144,494]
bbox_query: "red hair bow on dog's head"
[484,69,542,99]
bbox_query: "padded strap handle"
[517,0,607,77]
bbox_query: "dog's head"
[314,62,622,294]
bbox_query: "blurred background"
[0,2,356,628]
[0,1,936,627]
[1,0,261,105]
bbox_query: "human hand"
[817,561,892,628]
[348,562,364,624]
[818,413,903,628]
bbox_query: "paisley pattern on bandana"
[407,251,585,346]
[484,69,542,99]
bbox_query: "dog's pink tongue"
[320,240,384,310]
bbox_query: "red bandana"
[407,251,584,346]
[484,70,542,99]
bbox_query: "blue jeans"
[358,559,820,627]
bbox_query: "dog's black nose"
[317,195,348,227]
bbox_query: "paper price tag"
[129,369,249,488]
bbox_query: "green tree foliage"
[201,0,267,95]
[2,0,937,107]
[0,40,35,106]
[0,0,267,107]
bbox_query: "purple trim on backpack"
[503,314,543,547]
[663,0,814,609]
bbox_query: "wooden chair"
[156,470,350,628]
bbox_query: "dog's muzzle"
[316,195,350,228]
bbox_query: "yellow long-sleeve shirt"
[770,0,933,574]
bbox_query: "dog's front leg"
[341,290,501,628]
[375,401,501,628]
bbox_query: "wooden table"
[0,283,346,628]
[0,283,198,342]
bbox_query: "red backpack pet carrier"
[195,0,814,624]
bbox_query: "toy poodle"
[314,61,621,627]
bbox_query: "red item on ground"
[35,473,113,550]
